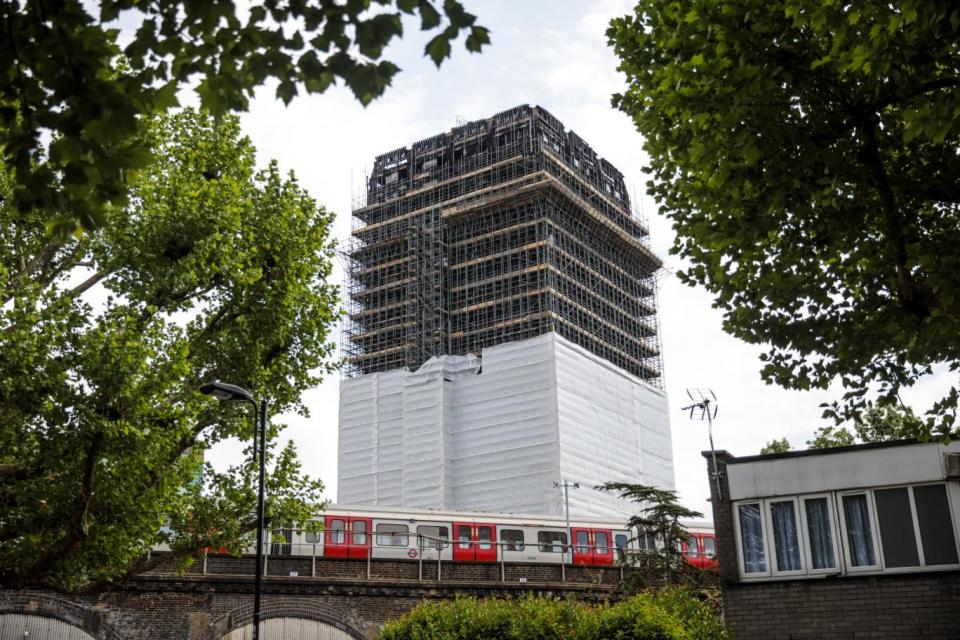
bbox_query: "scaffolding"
[344,104,664,386]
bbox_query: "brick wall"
[704,451,960,639]
[0,559,621,640]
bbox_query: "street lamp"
[200,381,268,640]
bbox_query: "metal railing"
[195,530,633,584]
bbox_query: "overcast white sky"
[205,0,950,518]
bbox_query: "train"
[258,504,717,570]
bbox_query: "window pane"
[376,523,408,546]
[538,531,566,552]
[614,534,628,551]
[843,494,876,567]
[596,532,609,554]
[500,529,524,551]
[738,503,767,573]
[478,526,492,550]
[804,498,835,569]
[575,530,589,553]
[458,525,471,549]
[686,537,699,558]
[913,484,959,566]
[418,525,450,549]
[638,532,656,551]
[352,520,367,546]
[703,536,716,558]
[875,487,920,568]
[770,501,801,571]
[305,531,320,544]
[330,519,345,544]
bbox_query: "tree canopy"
[1,0,489,233]
[609,1,960,436]
[0,109,337,591]
[760,404,926,452]
[597,482,704,584]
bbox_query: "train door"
[682,534,705,569]
[452,521,498,562]
[324,515,371,558]
[571,527,614,565]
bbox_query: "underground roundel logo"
[408,548,418,558]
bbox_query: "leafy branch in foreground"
[609,0,960,436]
[0,0,490,233]
[0,109,337,591]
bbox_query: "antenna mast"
[681,388,722,500]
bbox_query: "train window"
[595,532,609,554]
[685,537,699,558]
[352,520,367,546]
[538,531,567,553]
[638,532,656,550]
[614,533,628,552]
[575,530,589,553]
[418,526,450,549]
[478,526,493,550]
[703,536,716,558]
[329,519,346,544]
[376,523,409,546]
[458,525,472,549]
[305,530,321,544]
[500,529,524,551]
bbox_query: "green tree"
[1,0,489,233]
[808,404,924,449]
[608,1,960,437]
[0,109,337,591]
[597,482,704,584]
[760,438,792,454]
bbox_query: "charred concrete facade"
[344,104,663,385]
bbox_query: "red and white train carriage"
[265,504,717,570]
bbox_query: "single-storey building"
[705,438,960,639]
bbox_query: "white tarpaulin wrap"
[337,333,673,518]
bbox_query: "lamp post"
[554,480,579,565]
[200,381,268,640]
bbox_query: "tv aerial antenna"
[681,388,723,500]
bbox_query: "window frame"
[733,500,771,578]
[375,523,409,547]
[911,482,960,568]
[837,490,882,573]
[537,530,568,553]
[797,493,840,575]
[765,497,806,577]
[500,528,525,552]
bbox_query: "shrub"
[378,589,728,640]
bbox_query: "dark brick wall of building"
[704,451,960,639]
[0,557,621,640]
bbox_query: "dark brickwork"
[0,556,624,640]
[704,451,960,639]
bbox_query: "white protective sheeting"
[337,333,673,518]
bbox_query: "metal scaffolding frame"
[344,104,664,386]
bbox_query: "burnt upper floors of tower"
[351,104,650,249]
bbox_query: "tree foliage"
[0,0,489,233]
[760,438,792,455]
[0,109,337,591]
[378,591,728,640]
[597,482,704,584]
[758,404,926,451]
[609,1,960,436]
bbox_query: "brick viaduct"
[0,555,630,639]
